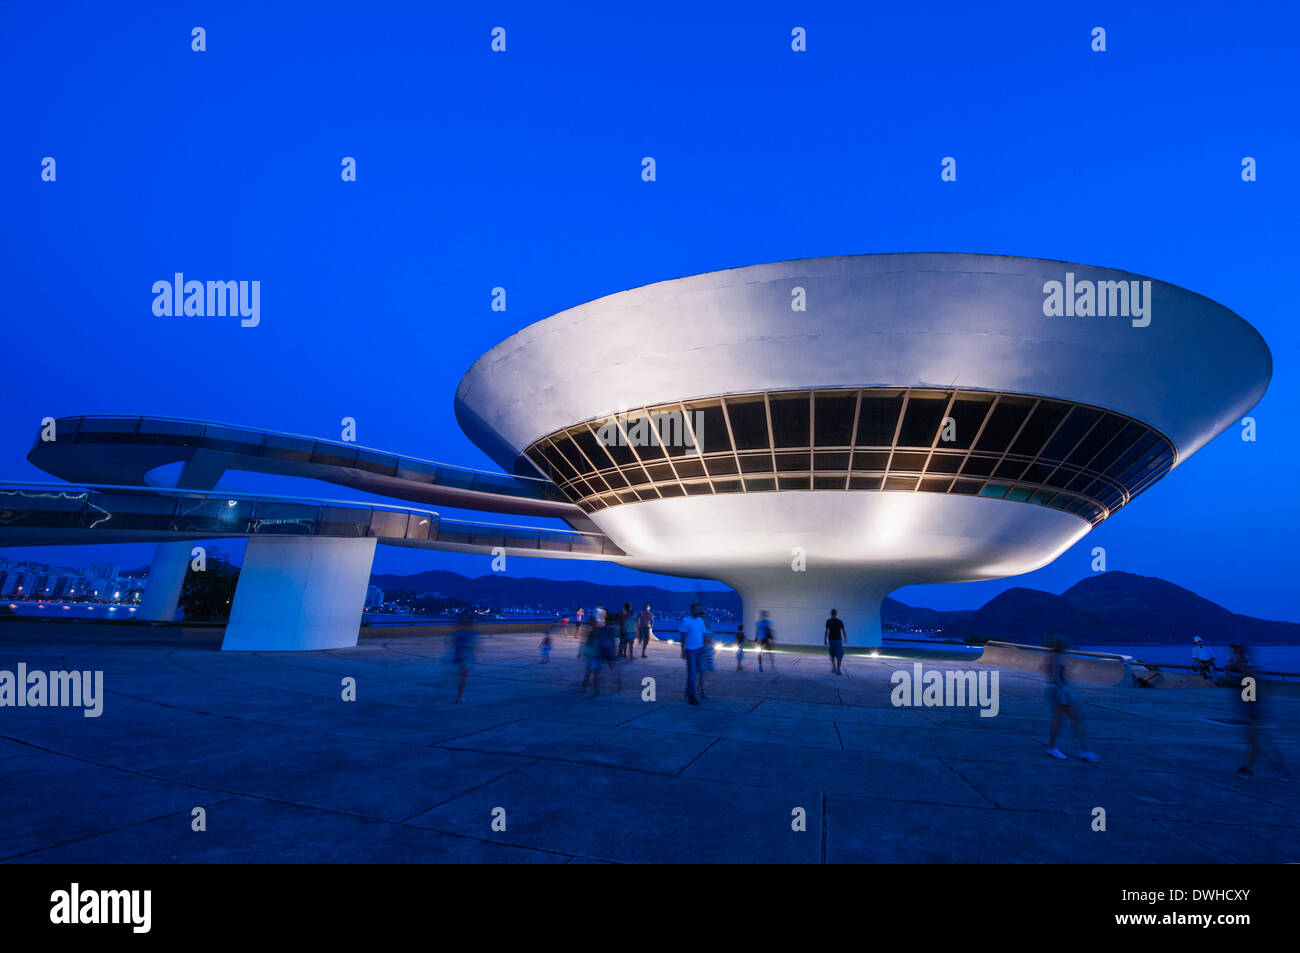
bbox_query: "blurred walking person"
[594,606,622,693]
[580,614,601,691]
[1227,643,1291,779]
[756,611,775,672]
[699,630,716,699]
[621,603,637,660]
[735,623,745,670]
[620,602,638,660]
[1043,635,1097,763]
[452,612,479,704]
[637,603,654,657]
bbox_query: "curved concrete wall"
[977,641,1133,687]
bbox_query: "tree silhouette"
[178,548,241,622]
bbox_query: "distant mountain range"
[948,572,1300,646]
[368,568,1300,646]
[368,569,738,618]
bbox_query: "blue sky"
[2,1,1296,619]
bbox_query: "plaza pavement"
[1,629,1296,863]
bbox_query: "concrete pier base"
[137,540,196,622]
[221,536,377,651]
[136,451,230,621]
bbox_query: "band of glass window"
[522,388,1176,527]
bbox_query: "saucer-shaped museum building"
[456,253,1271,645]
[9,252,1271,651]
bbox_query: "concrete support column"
[137,451,231,622]
[137,540,196,622]
[722,568,897,647]
[221,536,377,651]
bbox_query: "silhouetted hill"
[368,570,739,617]
[950,572,1300,645]
[949,588,1137,644]
[881,596,972,630]
[1059,571,1300,645]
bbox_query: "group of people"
[565,604,852,703]
[562,603,656,695]
[679,605,788,703]
[679,606,768,697]
[554,603,787,702]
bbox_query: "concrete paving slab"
[941,758,1300,828]
[824,794,1228,863]
[0,750,207,860]
[11,796,567,864]
[144,734,534,822]
[407,760,822,863]
[622,705,843,749]
[439,718,716,775]
[683,737,992,807]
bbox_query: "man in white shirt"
[680,604,708,705]
[1192,637,1217,679]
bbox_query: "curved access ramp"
[0,482,622,558]
[27,415,585,523]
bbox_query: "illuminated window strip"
[524,388,1176,527]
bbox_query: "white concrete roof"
[456,254,1271,469]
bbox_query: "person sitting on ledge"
[1192,636,1217,680]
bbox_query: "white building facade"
[456,254,1272,645]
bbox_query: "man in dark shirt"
[824,609,846,675]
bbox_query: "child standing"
[540,632,552,663]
